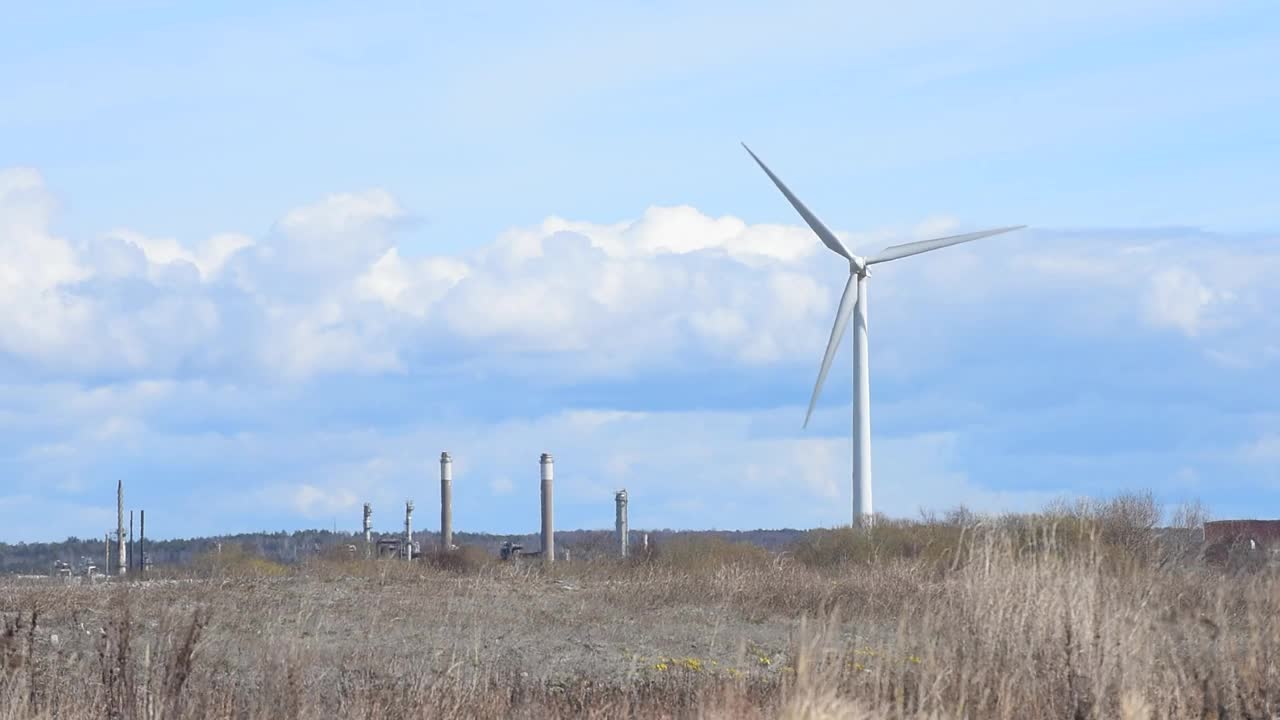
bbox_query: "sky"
[2,1,1278,542]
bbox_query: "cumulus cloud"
[6,169,1279,385]
[103,229,253,281]
[5,169,1280,538]
[0,168,93,362]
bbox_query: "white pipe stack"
[540,453,554,566]
[404,500,414,561]
[116,480,127,576]
[615,489,629,558]
[440,452,453,552]
[362,503,372,557]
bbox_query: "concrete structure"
[404,500,415,561]
[116,480,127,576]
[615,489,629,558]
[440,452,453,551]
[376,538,402,558]
[540,453,554,566]
[742,145,1024,527]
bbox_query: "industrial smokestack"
[615,489,629,558]
[362,502,372,557]
[404,500,414,561]
[139,510,146,576]
[116,480,127,576]
[440,452,453,552]
[129,510,135,573]
[540,453,554,566]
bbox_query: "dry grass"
[1,505,1276,718]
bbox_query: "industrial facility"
[47,456,1280,578]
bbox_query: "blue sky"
[2,1,1278,541]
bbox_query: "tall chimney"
[440,452,453,552]
[540,453,554,566]
[116,480,127,576]
[615,489,629,558]
[104,533,111,577]
[139,510,146,576]
[404,500,414,561]
[362,502,372,557]
[129,510,135,572]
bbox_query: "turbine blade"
[805,273,858,428]
[866,225,1026,265]
[742,143,854,262]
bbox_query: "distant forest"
[0,528,808,575]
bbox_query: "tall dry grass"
[0,500,1275,718]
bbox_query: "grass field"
[1,497,1277,718]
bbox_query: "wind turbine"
[742,143,1025,527]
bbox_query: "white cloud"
[1142,267,1216,336]
[5,170,1280,538]
[495,206,817,264]
[354,249,469,317]
[1240,434,1280,463]
[0,168,94,361]
[104,229,252,281]
[288,484,361,518]
[6,169,1279,385]
[278,189,404,241]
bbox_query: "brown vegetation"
[0,495,1275,718]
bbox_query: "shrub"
[789,518,963,569]
[191,543,289,578]
[422,545,491,574]
[651,535,773,571]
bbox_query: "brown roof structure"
[1204,520,1280,546]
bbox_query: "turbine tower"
[742,144,1025,527]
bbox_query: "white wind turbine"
[742,144,1025,527]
